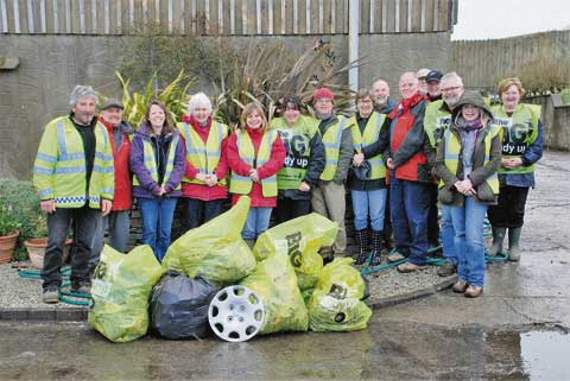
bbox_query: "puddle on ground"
[521,330,570,380]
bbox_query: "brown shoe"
[396,262,426,273]
[387,252,406,262]
[437,262,457,277]
[464,286,483,298]
[452,280,468,293]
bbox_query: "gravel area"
[1,258,452,312]
[0,263,87,310]
[365,263,454,302]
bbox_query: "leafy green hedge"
[560,89,570,106]
[0,178,46,261]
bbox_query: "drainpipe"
[348,0,360,91]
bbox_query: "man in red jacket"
[386,72,434,273]
[91,99,132,269]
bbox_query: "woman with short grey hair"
[178,92,230,230]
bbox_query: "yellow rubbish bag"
[162,196,256,286]
[253,213,338,290]
[308,258,372,332]
[88,245,165,343]
[240,252,309,335]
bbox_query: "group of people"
[32,68,543,303]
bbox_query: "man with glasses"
[424,72,466,277]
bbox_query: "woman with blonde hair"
[130,100,186,261]
[487,78,544,261]
[434,91,501,298]
[225,103,285,246]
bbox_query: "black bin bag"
[150,271,219,340]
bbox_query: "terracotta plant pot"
[0,230,19,264]
[24,238,73,269]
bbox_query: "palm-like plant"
[114,70,196,128]
[213,40,360,128]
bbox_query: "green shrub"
[118,23,233,91]
[0,179,47,260]
[516,55,570,94]
[560,88,570,105]
[0,204,21,236]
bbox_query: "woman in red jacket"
[178,93,229,230]
[226,103,285,247]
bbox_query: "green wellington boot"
[488,227,507,256]
[508,227,522,261]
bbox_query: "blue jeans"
[441,205,457,265]
[242,207,273,240]
[137,197,178,262]
[91,211,130,268]
[390,178,431,265]
[449,197,487,287]
[351,189,388,231]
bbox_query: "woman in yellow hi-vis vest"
[270,96,326,223]
[433,91,502,298]
[310,87,354,260]
[130,101,186,262]
[178,93,229,230]
[487,78,544,262]
[226,103,286,247]
[350,89,390,267]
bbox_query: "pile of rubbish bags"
[89,197,372,343]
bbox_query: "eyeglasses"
[441,86,462,92]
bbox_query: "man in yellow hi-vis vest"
[32,85,114,304]
[310,88,354,260]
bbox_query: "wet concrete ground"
[0,318,569,380]
[1,151,569,380]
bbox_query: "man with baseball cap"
[311,87,354,261]
[426,70,443,101]
[90,98,133,271]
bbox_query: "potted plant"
[23,213,72,269]
[0,178,73,266]
[0,204,21,264]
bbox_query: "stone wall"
[0,32,451,179]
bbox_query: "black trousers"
[427,183,440,246]
[185,198,225,230]
[384,187,393,247]
[43,205,101,290]
[275,197,311,224]
[488,186,530,228]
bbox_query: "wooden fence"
[0,0,457,35]
[452,30,570,90]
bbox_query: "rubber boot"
[488,227,506,256]
[369,230,384,266]
[244,239,255,250]
[508,227,522,261]
[354,230,369,266]
[320,247,334,265]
